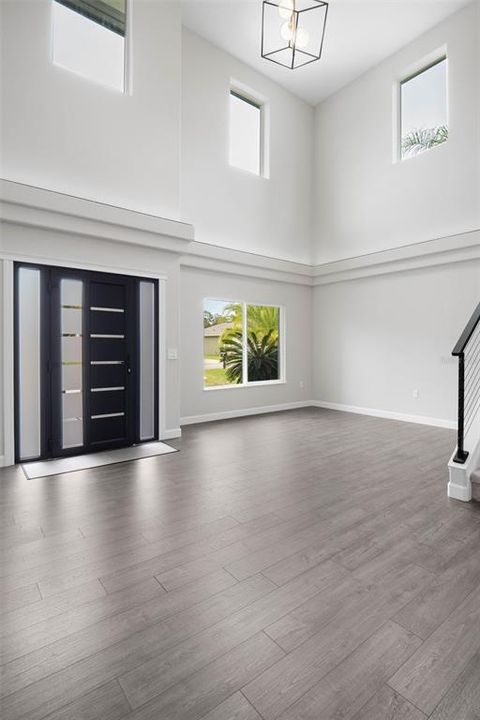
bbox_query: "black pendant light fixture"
[261,0,328,70]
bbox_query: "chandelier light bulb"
[280,21,294,42]
[295,27,310,49]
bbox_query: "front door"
[51,269,137,456]
[15,264,158,462]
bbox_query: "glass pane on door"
[139,281,155,440]
[61,278,84,449]
[17,267,42,460]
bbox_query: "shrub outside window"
[203,300,281,389]
[400,56,448,160]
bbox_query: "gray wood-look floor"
[1,407,480,720]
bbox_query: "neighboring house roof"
[204,322,234,337]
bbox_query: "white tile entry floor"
[22,442,178,479]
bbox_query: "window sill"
[204,380,286,392]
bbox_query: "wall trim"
[162,427,182,440]
[181,401,312,426]
[312,230,480,285]
[311,400,456,429]
[182,231,480,286]
[181,241,312,286]
[0,179,194,254]
[1,182,477,286]
[181,399,456,429]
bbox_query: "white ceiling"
[180,0,470,105]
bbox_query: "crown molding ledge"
[181,241,312,286]
[1,182,476,284]
[312,230,480,285]
[0,180,194,253]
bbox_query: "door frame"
[3,257,167,466]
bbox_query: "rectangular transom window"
[400,56,448,160]
[229,90,263,176]
[203,299,282,389]
[52,0,126,92]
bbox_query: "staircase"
[447,302,480,502]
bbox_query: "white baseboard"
[311,400,456,430]
[162,428,182,440]
[181,401,312,426]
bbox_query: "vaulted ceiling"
[180,0,470,105]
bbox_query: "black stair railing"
[452,302,480,463]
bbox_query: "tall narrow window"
[229,90,263,176]
[400,57,448,160]
[203,300,281,388]
[139,281,156,441]
[61,279,84,449]
[52,0,126,92]
[17,268,42,461]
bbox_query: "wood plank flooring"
[1,407,480,720]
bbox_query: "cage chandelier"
[261,0,328,70]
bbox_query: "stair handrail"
[452,302,480,463]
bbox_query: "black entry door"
[85,274,136,451]
[13,263,159,463]
[49,269,138,457]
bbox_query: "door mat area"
[22,441,178,479]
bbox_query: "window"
[229,90,263,176]
[52,0,126,92]
[203,300,281,389]
[400,57,448,160]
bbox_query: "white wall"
[0,0,181,219]
[180,266,312,421]
[181,29,314,265]
[313,2,480,264]
[313,259,480,424]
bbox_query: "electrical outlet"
[412,389,419,399]
[167,348,178,360]
[299,380,304,390]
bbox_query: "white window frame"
[50,0,132,95]
[393,47,448,163]
[229,80,270,179]
[203,298,285,391]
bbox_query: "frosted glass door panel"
[139,281,155,440]
[62,363,82,391]
[61,279,84,449]
[18,268,42,460]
